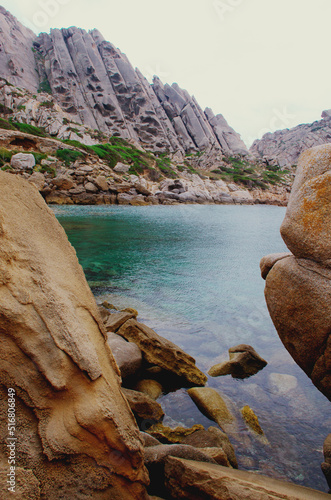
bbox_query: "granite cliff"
[0,6,247,158]
[250,111,331,169]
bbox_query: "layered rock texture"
[0,172,148,498]
[251,112,331,168]
[261,144,331,401]
[0,6,247,157]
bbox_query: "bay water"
[53,204,331,492]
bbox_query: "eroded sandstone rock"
[0,172,148,498]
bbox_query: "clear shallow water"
[53,204,331,492]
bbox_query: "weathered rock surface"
[250,111,331,168]
[208,344,267,379]
[262,144,331,401]
[147,423,204,444]
[116,319,207,387]
[164,457,330,500]
[0,172,148,498]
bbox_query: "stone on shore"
[241,406,264,435]
[147,423,204,444]
[0,172,148,499]
[164,457,330,500]
[134,379,163,400]
[107,332,142,379]
[117,319,207,387]
[122,388,164,423]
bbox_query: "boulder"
[114,162,130,173]
[52,175,75,190]
[84,181,98,193]
[122,388,164,423]
[181,427,238,469]
[107,332,142,379]
[94,175,109,191]
[0,172,148,498]
[208,344,267,379]
[262,144,331,400]
[260,252,292,280]
[164,457,330,500]
[28,171,45,191]
[145,445,216,497]
[187,388,233,428]
[105,311,135,332]
[134,379,163,400]
[280,144,331,266]
[140,432,161,448]
[117,319,207,386]
[10,153,35,170]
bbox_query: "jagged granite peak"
[0,6,39,92]
[250,111,331,168]
[205,107,248,156]
[0,6,249,158]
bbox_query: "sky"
[1,0,330,147]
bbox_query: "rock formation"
[250,112,331,168]
[261,144,331,401]
[0,172,148,498]
[0,6,248,157]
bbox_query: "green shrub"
[37,164,56,177]
[61,139,91,152]
[0,118,16,130]
[31,152,48,164]
[1,165,13,171]
[17,105,26,111]
[39,101,54,108]
[38,77,52,95]
[12,122,46,137]
[56,148,84,166]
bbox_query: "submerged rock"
[241,406,264,435]
[0,172,148,498]
[147,423,204,444]
[187,387,233,428]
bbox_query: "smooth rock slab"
[164,457,330,500]
[122,388,164,423]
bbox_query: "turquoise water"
[53,204,331,492]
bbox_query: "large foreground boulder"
[261,144,331,401]
[0,172,148,499]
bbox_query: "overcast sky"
[1,0,330,146]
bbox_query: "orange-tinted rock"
[0,172,148,498]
